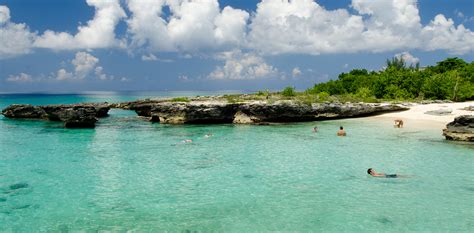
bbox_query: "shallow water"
[0,93,473,232]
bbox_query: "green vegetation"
[307,57,473,102]
[281,86,296,97]
[170,97,190,102]
[214,57,472,104]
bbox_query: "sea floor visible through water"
[0,93,473,232]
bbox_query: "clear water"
[0,93,473,232]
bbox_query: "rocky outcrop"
[138,101,408,124]
[425,108,452,116]
[461,106,474,111]
[1,103,110,128]
[443,115,474,142]
[0,104,47,119]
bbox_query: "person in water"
[204,134,213,138]
[337,126,346,136]
[394,119,404,128]
[367,168,398,178]
[313,126,318,133]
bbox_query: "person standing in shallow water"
[394,119,404,128]
[337,126,346,136]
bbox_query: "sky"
[0,0,473,93]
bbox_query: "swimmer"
[312,126,318,133]
[182,139,193,143]
[337,126,346,136]
[204,134,213,138]
[367,168,398,178]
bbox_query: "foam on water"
[0,93,473,232]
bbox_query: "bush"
[281,86,296,97]
[256,89,270,96]
[317,91,330,101]
[170,97,190,102]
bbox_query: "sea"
[0,92,473,232]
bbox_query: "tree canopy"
[307,57,474,101]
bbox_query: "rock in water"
[425,109,452,116]
[443,115,474,142]
[146,101,408,124]
[1,104,46,119]
[1,103,110,128]
[61,107,98,128]
[9,183,29,190]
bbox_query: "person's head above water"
[367,168,373,175]
[340,126,344,130]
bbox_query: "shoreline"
[372,101,474,130]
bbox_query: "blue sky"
[0,0,473,93]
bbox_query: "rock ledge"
[443,115,474,142]
[1,103,110,128]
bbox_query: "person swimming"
[204,134,213,138]
[367,168,398,178]
[337,126,346,136]
[313,126,318,133]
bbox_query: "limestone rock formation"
[1,103,110,128]
[136,101,408,124]
[443,115,474,142]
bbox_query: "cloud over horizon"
[0,0,473,60]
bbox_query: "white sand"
[372,101,474,130]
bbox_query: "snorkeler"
[337,126,346,136]
[367,168,398,178]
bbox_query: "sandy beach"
[373,101,474,130]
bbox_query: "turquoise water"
[0,93,473,232]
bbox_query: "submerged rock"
[443,115,474,142]
[1,103,110,128]
[9,183,29,190]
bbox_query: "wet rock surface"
[1,103,110,128]
[443,115,474,142]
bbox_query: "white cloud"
[292,67,302,77]
[56,69,74,81]
[141,53,157,61]
[247,0,473,55]
[0,5,36,58]
[208,50,278,80]
[34,0,126,50]
[54,51,114,81]
[126,0,249,52]
[141,53,173,62]
[421,14,474,54]
[2,0,474,60]
[178,75,189,81]
[72,51,99,79]
[6,73,33,82]
[394,51,419,66]
[0,5,10,24]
